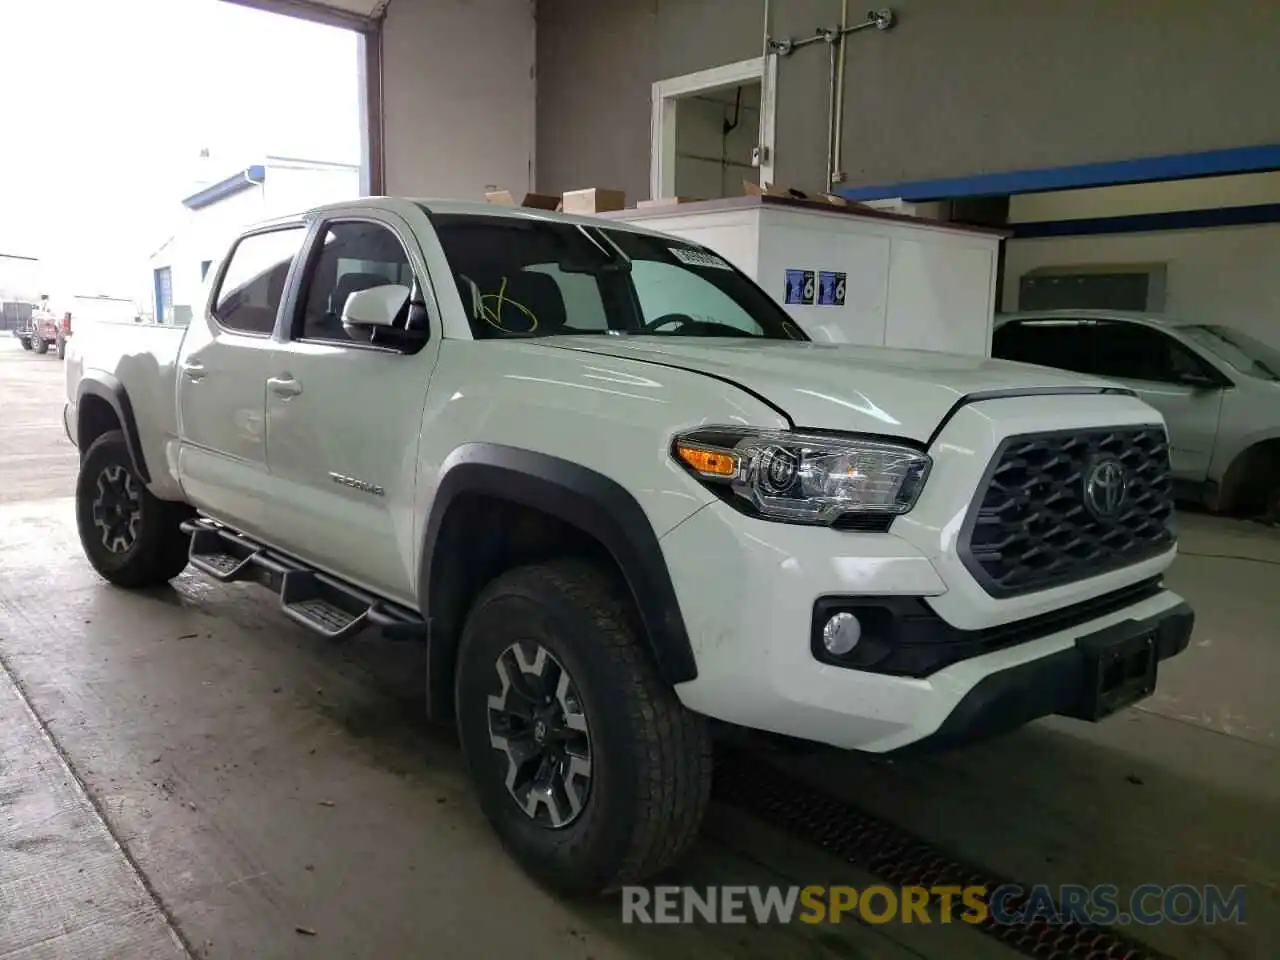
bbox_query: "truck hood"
[545,337,1120,442]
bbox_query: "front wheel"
[19,337,32,351]
[75,430,193,587]
[455,559,712,895]
[33,338,49,354]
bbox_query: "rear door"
[176,224,308,538]
[261,213,442,603]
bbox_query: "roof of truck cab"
[295,196,676,238]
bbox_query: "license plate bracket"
[1076,625,1158,721]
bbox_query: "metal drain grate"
[714,750,1171,960]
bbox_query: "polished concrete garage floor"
[1,338,1276,959]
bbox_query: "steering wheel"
[641,313,697,333]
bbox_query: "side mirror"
[342,284,410,330]
[1176,370,1222,390]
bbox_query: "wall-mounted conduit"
[763,6,895,190]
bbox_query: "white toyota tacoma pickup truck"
[64,198,1194,894]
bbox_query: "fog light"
[822,612,862,656]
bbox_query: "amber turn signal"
[675,443,739,479]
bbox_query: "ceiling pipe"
[823,27,839,190]
[831,0,850,186]
[768,9,895,191]
[757,0,772,174]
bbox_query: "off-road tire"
[455,559,712,895]
[75,430,193,587]
[33,338,48,354]
[19,337,32,351]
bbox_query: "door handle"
[267,375,302,399]
[181,360,207,381]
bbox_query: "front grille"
[961,426,1175,597]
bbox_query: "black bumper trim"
[812,576,1165,678]
[891,600,1194,755]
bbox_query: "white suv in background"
[995,310,1280,518]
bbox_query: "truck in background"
[17,304,72,357]
[15,294,141,358]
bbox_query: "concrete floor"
[1,338,1276,959]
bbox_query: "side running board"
[180,518,425,642]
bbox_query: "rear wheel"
[455,559,711,895]
[33,338,49,354]
[19,337,32,351]
[75,430,193,587]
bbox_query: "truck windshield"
[427,212,806,341]
[1179,324,1280,382]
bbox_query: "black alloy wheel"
[487,639,593,828]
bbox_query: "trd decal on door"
[328,472,386,497]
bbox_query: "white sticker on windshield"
[670,246,732,271]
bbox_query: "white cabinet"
[614,197,1003,357]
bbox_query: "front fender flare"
[419,443,698,694]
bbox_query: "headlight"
[672,427,931,525]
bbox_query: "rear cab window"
[212,226,308,335]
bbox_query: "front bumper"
[661,498,1190,753]
[891,599,1192,755]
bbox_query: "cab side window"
[213,227,307,335]
[1090,323,1210,384]
[993,319,1102,375]
[994,319,1219,385]
[298,221,415,343]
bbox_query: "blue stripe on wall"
[1012,202,1280,239]
[835,144,1280,202]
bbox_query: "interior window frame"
[208,222,309,339]
[288,216,427,352]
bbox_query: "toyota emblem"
[1084,458,1128,519]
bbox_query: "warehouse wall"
[535,0,1280,200]
[1005,225,1280,349]
[1008,173,1280,224]
[1004,173,1280,347]
[674,92,760,200]
[381,0,536,199]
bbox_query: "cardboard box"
[485,189,561,211]
[561,188,627,215]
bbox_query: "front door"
[1085,322,1224,482]
[262,213,441,604]
[177,225,309,537]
